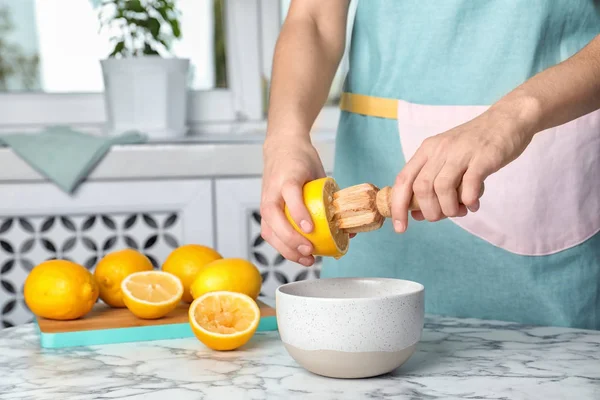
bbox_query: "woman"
[261,0,600,329]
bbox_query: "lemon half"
[284,177,349,258]
[121,271,183,319]
[189,291,260,351]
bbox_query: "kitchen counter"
[0,316,598,400]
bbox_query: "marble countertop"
[0,316,598,400]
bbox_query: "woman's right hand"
[261,135,326,267]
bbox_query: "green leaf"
[155,36,169,49]
[156,0,175,10]
[125,16,148,28]
[124,0,144,13]
[154,5,169,21]
[168,19,180,38]
[109,40,125,57]
[147,17,161,38]
[143,43,159,55]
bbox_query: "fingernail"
[299,257,313,266]
[393,220,405,232]
[300,220,312,233]
[469,201,480,212]
[298,245,311,256]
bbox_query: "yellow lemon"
[189,291,260,351]
[162,244,223,303]
[24,260,99,320]
[284,177,349,258]
[121,271,183,319]
[190,258,262,300]
[94,248,154,308]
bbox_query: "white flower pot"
[101,56,190,139]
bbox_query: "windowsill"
[0,104,340,183]
[0,102,341,135]
[0,130,336,183]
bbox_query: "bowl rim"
[275,277,424,302]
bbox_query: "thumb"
[281,180,313,233]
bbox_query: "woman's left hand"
[391,104,537,232]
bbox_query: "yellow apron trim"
[340,92,398,119]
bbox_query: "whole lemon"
[190,258,262,300]
[162,244,223,303]
[94,248,154,308]
[24,259,99,320]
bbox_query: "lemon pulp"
[121,271,183,319]
[194,293,256,334]
[189,291,260,351]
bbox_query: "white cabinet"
[0,179,213,327]
[215,178,321,299]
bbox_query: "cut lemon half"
[121,271,183,319]
[189,291,260,351]
[284,177,349,258]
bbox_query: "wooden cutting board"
[35,300,277,349]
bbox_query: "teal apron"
[322,0,600,330]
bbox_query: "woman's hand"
[261,136,326,266]
[391,103,537,232]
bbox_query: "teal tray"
[35,301,278,349]
[35,316,278,349]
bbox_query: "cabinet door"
[0,179,213,327]
[215,178,321,299]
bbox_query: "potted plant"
[94,0,190,138]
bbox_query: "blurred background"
[0,0,350,104]
[0,0,357,327]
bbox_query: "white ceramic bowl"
[276,277,424,379]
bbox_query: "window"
[0,0,224,92]
[0,0,355,135]
[0,0,262,133]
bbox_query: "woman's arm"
[499,34,600,135]
[261,0,350,265]
[266,0,350,139]
[391,34,600,231]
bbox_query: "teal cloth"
[323,1,600,330]
[0,126,147,193]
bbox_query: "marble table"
[0,316,598,400]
